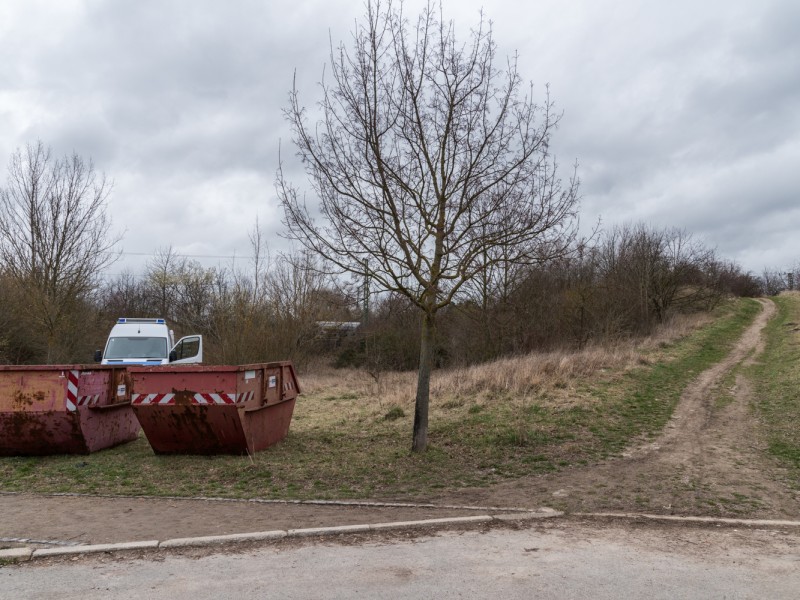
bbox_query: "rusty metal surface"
[129,362,300,455]
[243,398,297,453]
[0,365,139,455]
[133,404,249,454]
[78,403,140,453]
[0,411,89,454]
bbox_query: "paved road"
[4,519,799,599]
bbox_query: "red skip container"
[0,365,140,455]
[129,362,300,455]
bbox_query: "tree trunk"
[412,311,435,452]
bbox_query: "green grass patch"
[0,299,761,500]
[748,293,800,479]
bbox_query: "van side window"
[174,338,200,360]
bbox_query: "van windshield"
[105,337,168,359]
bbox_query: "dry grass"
[300,311,712,412]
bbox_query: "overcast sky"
[1,0,798,277]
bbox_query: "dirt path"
[2,299,798,547]
[432,298,799,518]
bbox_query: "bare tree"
[0,141,119,362]
[277,0,579,450]
[144,246,188,322]
[761,269,786,296]
[100,270,151,318]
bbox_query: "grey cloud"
[1,0,798,273]
[537,1,800,273]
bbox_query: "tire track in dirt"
[436,298,800,518]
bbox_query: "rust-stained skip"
[0,364,139,456]
[129,362,300,455]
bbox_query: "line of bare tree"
[97,245,353,366]
[344,223,762,372]
[0,213,762,371]
[759,267,800,296]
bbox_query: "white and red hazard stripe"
[74,395,101,407]
[131,391,254,406]
[64,370,102,411]
[131,393,175,405]
[191,393,236,405]
[65,370,79,412]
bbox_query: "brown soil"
[2,299,798,547]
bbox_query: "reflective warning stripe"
[131,393,175,405]
[192,393,224,405]
[74,395,101,407]
[131,392,254,405]
[65,370,79,412]
[64,371,101,410]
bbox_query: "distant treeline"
[0,222,783,369]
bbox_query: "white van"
[95,318,203,366]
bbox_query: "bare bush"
[0,141,119,362]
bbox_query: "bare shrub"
[0,141,119,363]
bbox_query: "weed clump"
[384,406,405,421]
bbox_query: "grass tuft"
[383,406,405,421]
